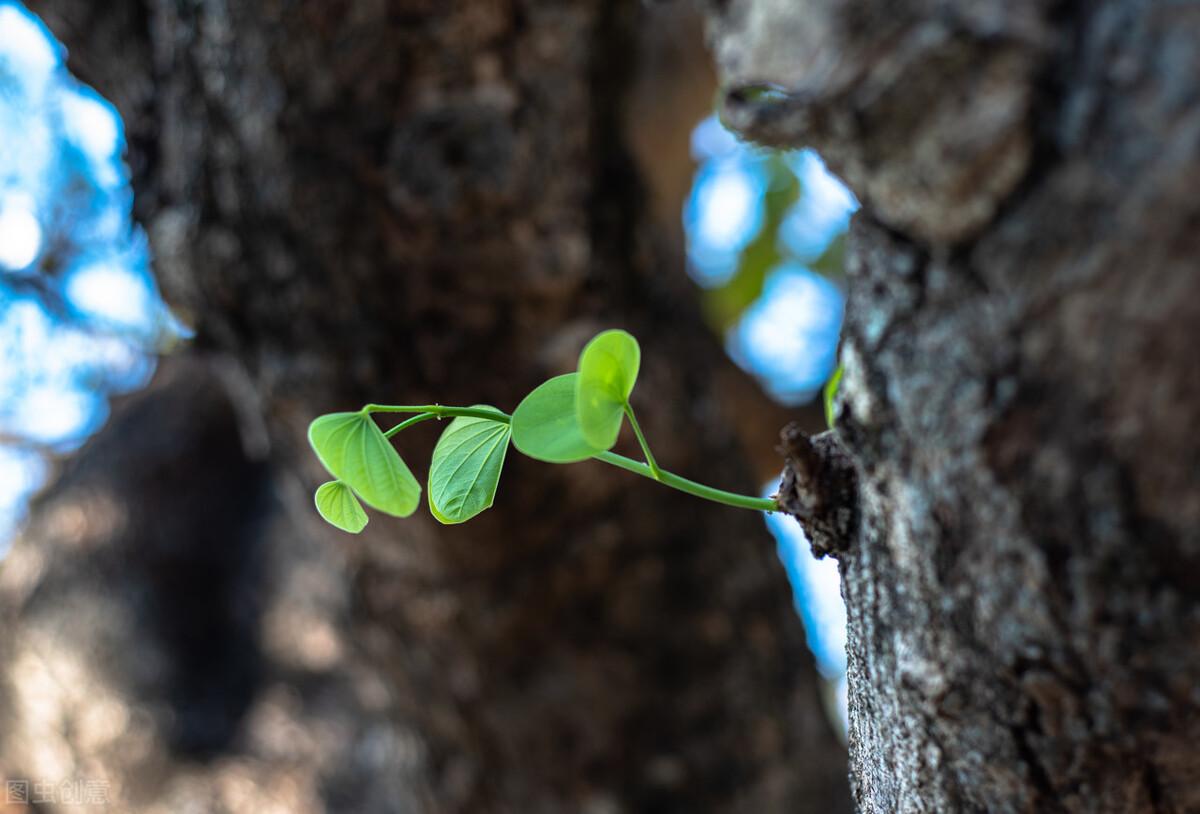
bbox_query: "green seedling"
[309,329,778,533]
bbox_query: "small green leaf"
[314,480,369,534]
[428,407,511,524]
[512,373,605,463]
[308,411,421,517]
[823,364,843,429]
[575,329,640,450]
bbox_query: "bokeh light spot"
[728,265,844,403]
[0,0,177,553]
[0,193,43,269]
[65,261,158,332]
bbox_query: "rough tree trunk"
[9,1,849,812]
[711,0,1200,811]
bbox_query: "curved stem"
[383,412,438,438]
[595,451,778,512]
[364,404,509,422]
[361,403,777,513]
[623,402,662,481]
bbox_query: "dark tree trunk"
[9,1,849,811]
[711,0,1200,811]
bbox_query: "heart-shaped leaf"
[428,407,511,524]
[512,373,605,463]
[314,480,369,533]
[576,329,640,450]
[308,411,421,517]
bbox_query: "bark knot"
[777,424,858,558]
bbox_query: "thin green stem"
[595,451,778,512]
[622,402,662,481]
[383,412,438,438]
[363,404,508,423]
[361,403,777,513]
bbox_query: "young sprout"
[823,364,843,429]
[308,329,779,533]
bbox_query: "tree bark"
[10,1,850,811]
[710,0,1200,811]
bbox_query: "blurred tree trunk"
[710,0,1200,811]
[13,1,849,812]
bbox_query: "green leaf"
[428,499,457,525]
[428,407,511,524]
[511,373,605,463]
[823,364,843,429]
[314,480,369,534]
[575,329,640,450]
[308,411,421,517]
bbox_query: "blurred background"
[0,2,856,811]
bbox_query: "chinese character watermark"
[4,780,27,804]
[5,777,110,806]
